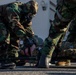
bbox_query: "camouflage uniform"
[38,0,76,68]
[0,0,38,67]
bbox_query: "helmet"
[22,0,38,15]
[0,0,16,5]
[30,0,38,14]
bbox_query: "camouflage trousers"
[0,22,18,60]
[0,19,34,62]
[41,0,76,58]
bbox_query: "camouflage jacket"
[0,1,38,37]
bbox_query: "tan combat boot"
[56,60,71,66]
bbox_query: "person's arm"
[6,3,25,33]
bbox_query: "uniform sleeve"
[6,3,26,37]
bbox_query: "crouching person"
[0,0,38,69]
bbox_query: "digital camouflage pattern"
[0,0,38,62]
[41,0,76,58]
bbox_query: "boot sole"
[0,64,16,69]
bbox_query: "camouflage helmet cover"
[23,0,38,15]
[30,0,38,14]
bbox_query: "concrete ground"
[0,68,76,75]
[0,63,76,75]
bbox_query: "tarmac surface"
[0,63,76,75]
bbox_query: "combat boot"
[56,60,71,66]
[37,54,51,68]
[1,61,16,69]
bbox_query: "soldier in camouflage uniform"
[38,0,76,68]
[0,0,38,68]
